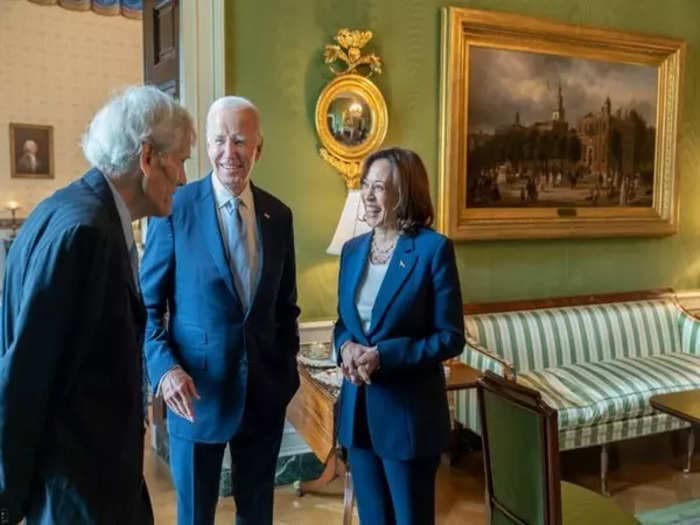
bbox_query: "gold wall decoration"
[438,7,685,240]
[315,29,388,188]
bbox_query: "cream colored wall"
[0,0,142,218]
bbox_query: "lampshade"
[326,189,371,255]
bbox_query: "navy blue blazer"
[141,175,300,443]
[334,228,465,460]
[0,169,150,524]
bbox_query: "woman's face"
[361,158,397,229]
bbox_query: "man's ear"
[139,143,156,179]
[255,136,263,161]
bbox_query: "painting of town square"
[466,47,658,209]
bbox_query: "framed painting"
[438,7,685,240]
[10,123,54,179]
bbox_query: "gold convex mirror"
[315,29,388,188]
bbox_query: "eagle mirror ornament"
[315,29,388,189]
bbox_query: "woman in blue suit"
[334,147,465,524]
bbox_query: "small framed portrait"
[10,123,54,179]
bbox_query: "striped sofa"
[458,291,700,492]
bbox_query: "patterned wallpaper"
[0,0,142,220]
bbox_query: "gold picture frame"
[10,123,55,179]
[438,7,685,240]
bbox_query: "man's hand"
[161,367,200,422]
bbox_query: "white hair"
[206,96,262,142]
[81,85,195,176]
[22,140,38,153]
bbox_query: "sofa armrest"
[462,334,516,380]
[680,309,700,356]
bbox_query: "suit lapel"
[195,175,245,314]
[343,234,372,341]
[369,235,416,335]
[250,185,271,313]
[83,169,146,325]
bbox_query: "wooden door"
[142,0,179,449]
[143,0,179,97]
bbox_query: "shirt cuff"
[156,365,182,396]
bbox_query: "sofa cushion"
[466,300,681,373]
[517,352,700,431]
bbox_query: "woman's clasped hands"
[340,341,381,385]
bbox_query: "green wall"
[225,0,700,321]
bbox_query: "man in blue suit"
[141,96,300,525]
[0,86,194,524]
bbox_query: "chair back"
[478,371,562,525]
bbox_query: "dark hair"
[361,147,434,234]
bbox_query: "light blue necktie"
[226,198,251,310]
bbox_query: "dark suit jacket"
[141,175,300,443]
[334,228,465,460]
[0,169,150,524]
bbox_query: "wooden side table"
[286,365,355,523]
[286,360,481,524]
[650,389,700,472]
[445,361,481,465]
[445,360,482,391]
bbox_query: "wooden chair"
[477,370,640,525]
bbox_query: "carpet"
[637,500,700,525]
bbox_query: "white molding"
[179,0,226,181]
[299,320,334,344]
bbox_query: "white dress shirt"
[211,172,260,298]
[156,175,262,394]
[102,173,138,285]
[355,260,389,335]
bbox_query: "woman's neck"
[373,225,399,244]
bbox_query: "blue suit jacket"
[334,228,465,460]
[141,175,300,443]
[0,169,150,524]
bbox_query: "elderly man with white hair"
[0,85,194,524]
[141,96,300,524]
[16,139,41,173]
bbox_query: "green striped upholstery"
[680,310,700,355]
[463,338,506,376]
[465,300,680,371]
[458,299,700,449]
[518,352,700,429]
[559,411,689,450]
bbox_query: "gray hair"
[206,96,262,142]
[81,85,195,176]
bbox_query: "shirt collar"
[102,172,135,249]
[211,172,254,212]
